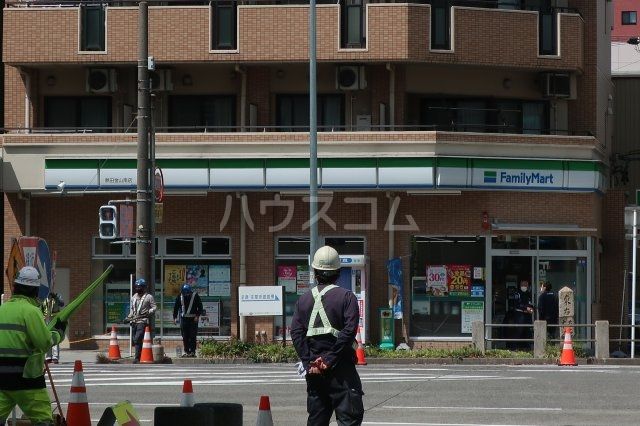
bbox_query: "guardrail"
[471,320,640,359]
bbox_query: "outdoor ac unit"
[336,65,367,90]
[86,68,117,93]
[150,69,174,92]
[541,72,571,98]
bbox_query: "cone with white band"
[181,379,195,407]
[558,327,578,366]
[66,360,91,426]
[108,326,121,360]
[355,329,367,366]
[255,395,273,426]
[140,326,154,363]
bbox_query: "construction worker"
[290,246,364,426]
[42,292,64,364]
[124,278,156,364]
[173,284,203,357]
[0,266,67,426]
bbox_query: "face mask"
[520,286,528,292]
[136,288,144,295]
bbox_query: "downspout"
[238,192,247,342]
[386,63,395,131]
[236,65,247,132]
[21,71,31,133]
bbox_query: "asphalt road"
[33,363,640,425]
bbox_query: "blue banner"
[387,257,403,319]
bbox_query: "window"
[276,94,344,131]
[341,0,365,48]
[431,0,450,50]
[44,97,112,131]
[165,237,195,256]
[275,237,311,339]
[539,10,557,55]
[212,0,237,50]
[168,95,235,132]
[200,237,231,256]
[324,237,365,255]
[81,5,106,51]
[622,11,637,25]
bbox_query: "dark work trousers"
[514,311,533,350]
[305,361,364,426]
[180,318,199,355]
[131,323,146,361]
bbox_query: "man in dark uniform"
[537,282,559,339]
[291,246,364,426]
[513,279,534,350]
[173,283,203,357]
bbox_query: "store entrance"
[491,255,535,348]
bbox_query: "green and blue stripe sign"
[44,157,605,192]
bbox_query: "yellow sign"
[112,401,140,426]
[154,203,164,224]
[164,264,186,297]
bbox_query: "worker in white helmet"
[0,266,67,426]
[290,246,364,426]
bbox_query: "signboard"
[186,265,208,296]
[277,265,297,293]
[238,286,284,316]
[447,264,471,297]
[475,168,562,189]
[164,265,186,297]
[154,203,163,224]
[296,266,310,295]
[200,301,220,328]
[119,205,134,238]
[461,301,484,333]
[208,264,231,297]
[426,265,448,296]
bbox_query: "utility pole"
[136,1,151,294]
[309,0,318,264]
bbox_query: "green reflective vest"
[306,285,341,338]
[0,295,63,379]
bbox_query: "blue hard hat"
[135,278,147,287]
[181,284,192,294]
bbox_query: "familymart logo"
[483,170,555,185]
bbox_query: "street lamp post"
[309,0,318,264]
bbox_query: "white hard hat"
[311,246,341,271]
[14,266,41,287]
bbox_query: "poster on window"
[296,265,310,295]
[426,265,448,296]
[186,265,208,296]
[208,264,231,297]
[461,301,484,333]
[164,265,186,297]
[277,265,297,293]
[447,264,471,297]
[199,301,220,328]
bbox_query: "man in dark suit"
[538,282,559,339]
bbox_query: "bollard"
[533,320,546,358]
[471,321,485,354]
[595,320,609,359]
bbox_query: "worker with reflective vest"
[172,284,203,357]
[291,246,364,426]
[0,266,67,426]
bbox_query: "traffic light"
[99,205,118,239]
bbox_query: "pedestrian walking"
[538,282,559,339]
[290,246,364,426]
[173,284,203,357]
[514,280,534,350]
[42,292,64,364]
[124,278,156,364]
[0,266,67,426]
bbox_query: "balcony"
[3,1,583,72]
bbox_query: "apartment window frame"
[341,0,366,49]
[276,94,345,131]
[80,4,106,52]
[431,0,451,50]
[212,0,238,50]
[44,96,112,131]
[622,11,638,25]
[168,94,236,132]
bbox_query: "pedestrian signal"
[99,205,118,239]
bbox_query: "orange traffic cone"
[256,395,273,426]
[66,360,91,426]
[108,326,121,361]
[180,379,195,407]
[355,329,367,366]
[558,327,578,366]
[140,326,154,364]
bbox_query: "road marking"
[383,406,561,412]
[360,422,540,426]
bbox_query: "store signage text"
[484,170,556,186]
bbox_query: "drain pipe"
[386,63,395,131]
[21,71,31,133]
[236,65,247,132]
[238,192,247,342]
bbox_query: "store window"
[274,237,311,338]
[165,237,195,256]
[410,236,486,338]
[491,235,536,250]
[324,237,365,255]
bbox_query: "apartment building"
[2,0,615,350]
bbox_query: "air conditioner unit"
[86,68,117,93]
[149,69,174,92]
[336,65,367,90]
[541,72,571,98]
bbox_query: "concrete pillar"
[472,321,485,354]
[533,320,547,358]
[595,320,609,359]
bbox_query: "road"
[36,363,640,425]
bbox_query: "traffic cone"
[558,327,578,366]
[66,360,91,426]
[255,395,273,426]
[355,329,367,366]
[140,326,154,364]
[180,379,195,407]
[108,326,121,361]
